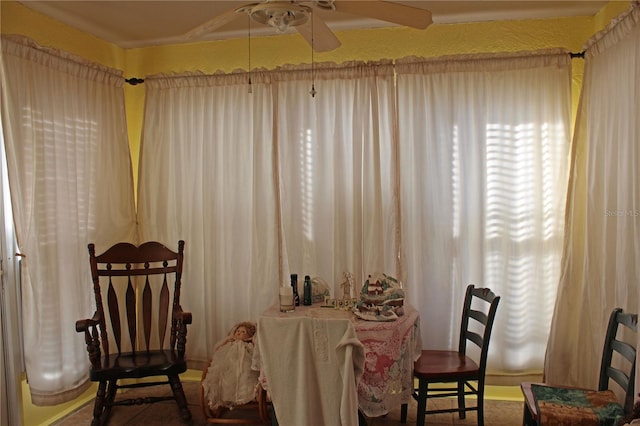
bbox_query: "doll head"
[232,321,256,341]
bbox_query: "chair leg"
[92,381,107,426]
[416,380,428,426]
[523,403,536,426]
[168,375,192,422]
[258,385,270,422]
[457,380,466,419]
[477,384,485,426]
[101,379,117,423]
[400,403,408,423]
[358,409,368,426]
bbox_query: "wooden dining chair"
[521,308,637,426]
[401,284,500,426]
[75,240,192,426]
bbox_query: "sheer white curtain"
[545,5,640,390]
[396,51,572,379]
[139,53,573,378]
[137,71,278,366]
[0,35,137,404]
[138,62,399,363]
[274,61,399,292]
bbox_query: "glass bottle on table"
[303,275,312,306]
[291,274,300,306]
[279,286,295,312]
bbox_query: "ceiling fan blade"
[335,1,433,30]
[183,5,249,40]
[295,12,341,52]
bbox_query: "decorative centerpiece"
[311,276,332,304]
[320,271,359,310]
[353,272,404,321]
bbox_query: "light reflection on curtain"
[138,53,572,380]
[274,61,398,292]
[137,71,279,366]
[0,35,137,404]
[137,62,399,365]
[395,51,572,379]
[545,5,639,391]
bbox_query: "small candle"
[279,286,295,312]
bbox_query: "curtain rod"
[125,77,144,85]
[123,51,586,85]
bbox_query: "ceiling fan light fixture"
[250,2,310,33]
[313,0,336,11]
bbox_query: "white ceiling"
[18,0,610,49]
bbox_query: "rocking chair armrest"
[75,313,100,333]
[172,305,192,325]
[76,313,103,366]
[172,308,191,357]
[174,310,192,325]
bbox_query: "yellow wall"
[1,1,125,68]
[0,1,631,424]
[2,0,631,191]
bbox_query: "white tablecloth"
[253,307,364,426]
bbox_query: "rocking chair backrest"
[88,240,185,355]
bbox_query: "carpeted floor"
[52,380,524,425]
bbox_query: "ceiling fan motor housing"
[250,2,311,33]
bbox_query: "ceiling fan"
[183,0,433,52]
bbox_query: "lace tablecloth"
[355,304,421,417]
[254,303,421,418]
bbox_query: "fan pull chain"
[310,9,316,98]
[248,14,253,94]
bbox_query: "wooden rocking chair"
[76,240,192,425]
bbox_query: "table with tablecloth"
[252,303,421,421]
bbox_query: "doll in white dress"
[202,321,260,411]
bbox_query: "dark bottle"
[291,274,300,306]
[303,275,312,306]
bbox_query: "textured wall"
[1,0,631,193]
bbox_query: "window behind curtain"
[1,35,136,404]
[275,62,399,289]
[138,53,572,379]
[396,51,572,378]
[545,5,640,390]
[0,109,23,425]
